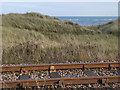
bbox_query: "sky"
[1,2,118,16]
[1,0,120,2]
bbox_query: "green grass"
[2,13,119,64]
[86,19,118,35]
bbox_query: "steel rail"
[0,62,120,72]
[0,76,120,88]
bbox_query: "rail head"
[1,76,120,88]
[0,62,120,72]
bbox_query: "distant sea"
[54,16,118,26]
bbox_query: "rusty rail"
[0,62,120,88]
[1,62,120,72]
[0,76,120,88]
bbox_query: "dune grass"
[2,13,119,64]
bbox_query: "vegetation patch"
[2,13,119,64]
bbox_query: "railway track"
[0,62,120,89]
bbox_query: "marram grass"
[2,13,119,64]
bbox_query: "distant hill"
[2,12,96,35]
[87,19,118,35]
[2,13,119,64]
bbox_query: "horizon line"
[51,15,118,17]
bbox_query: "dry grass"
[2,13,119,64]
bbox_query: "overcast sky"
[1,1,118,16]
[1,0,120,2]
